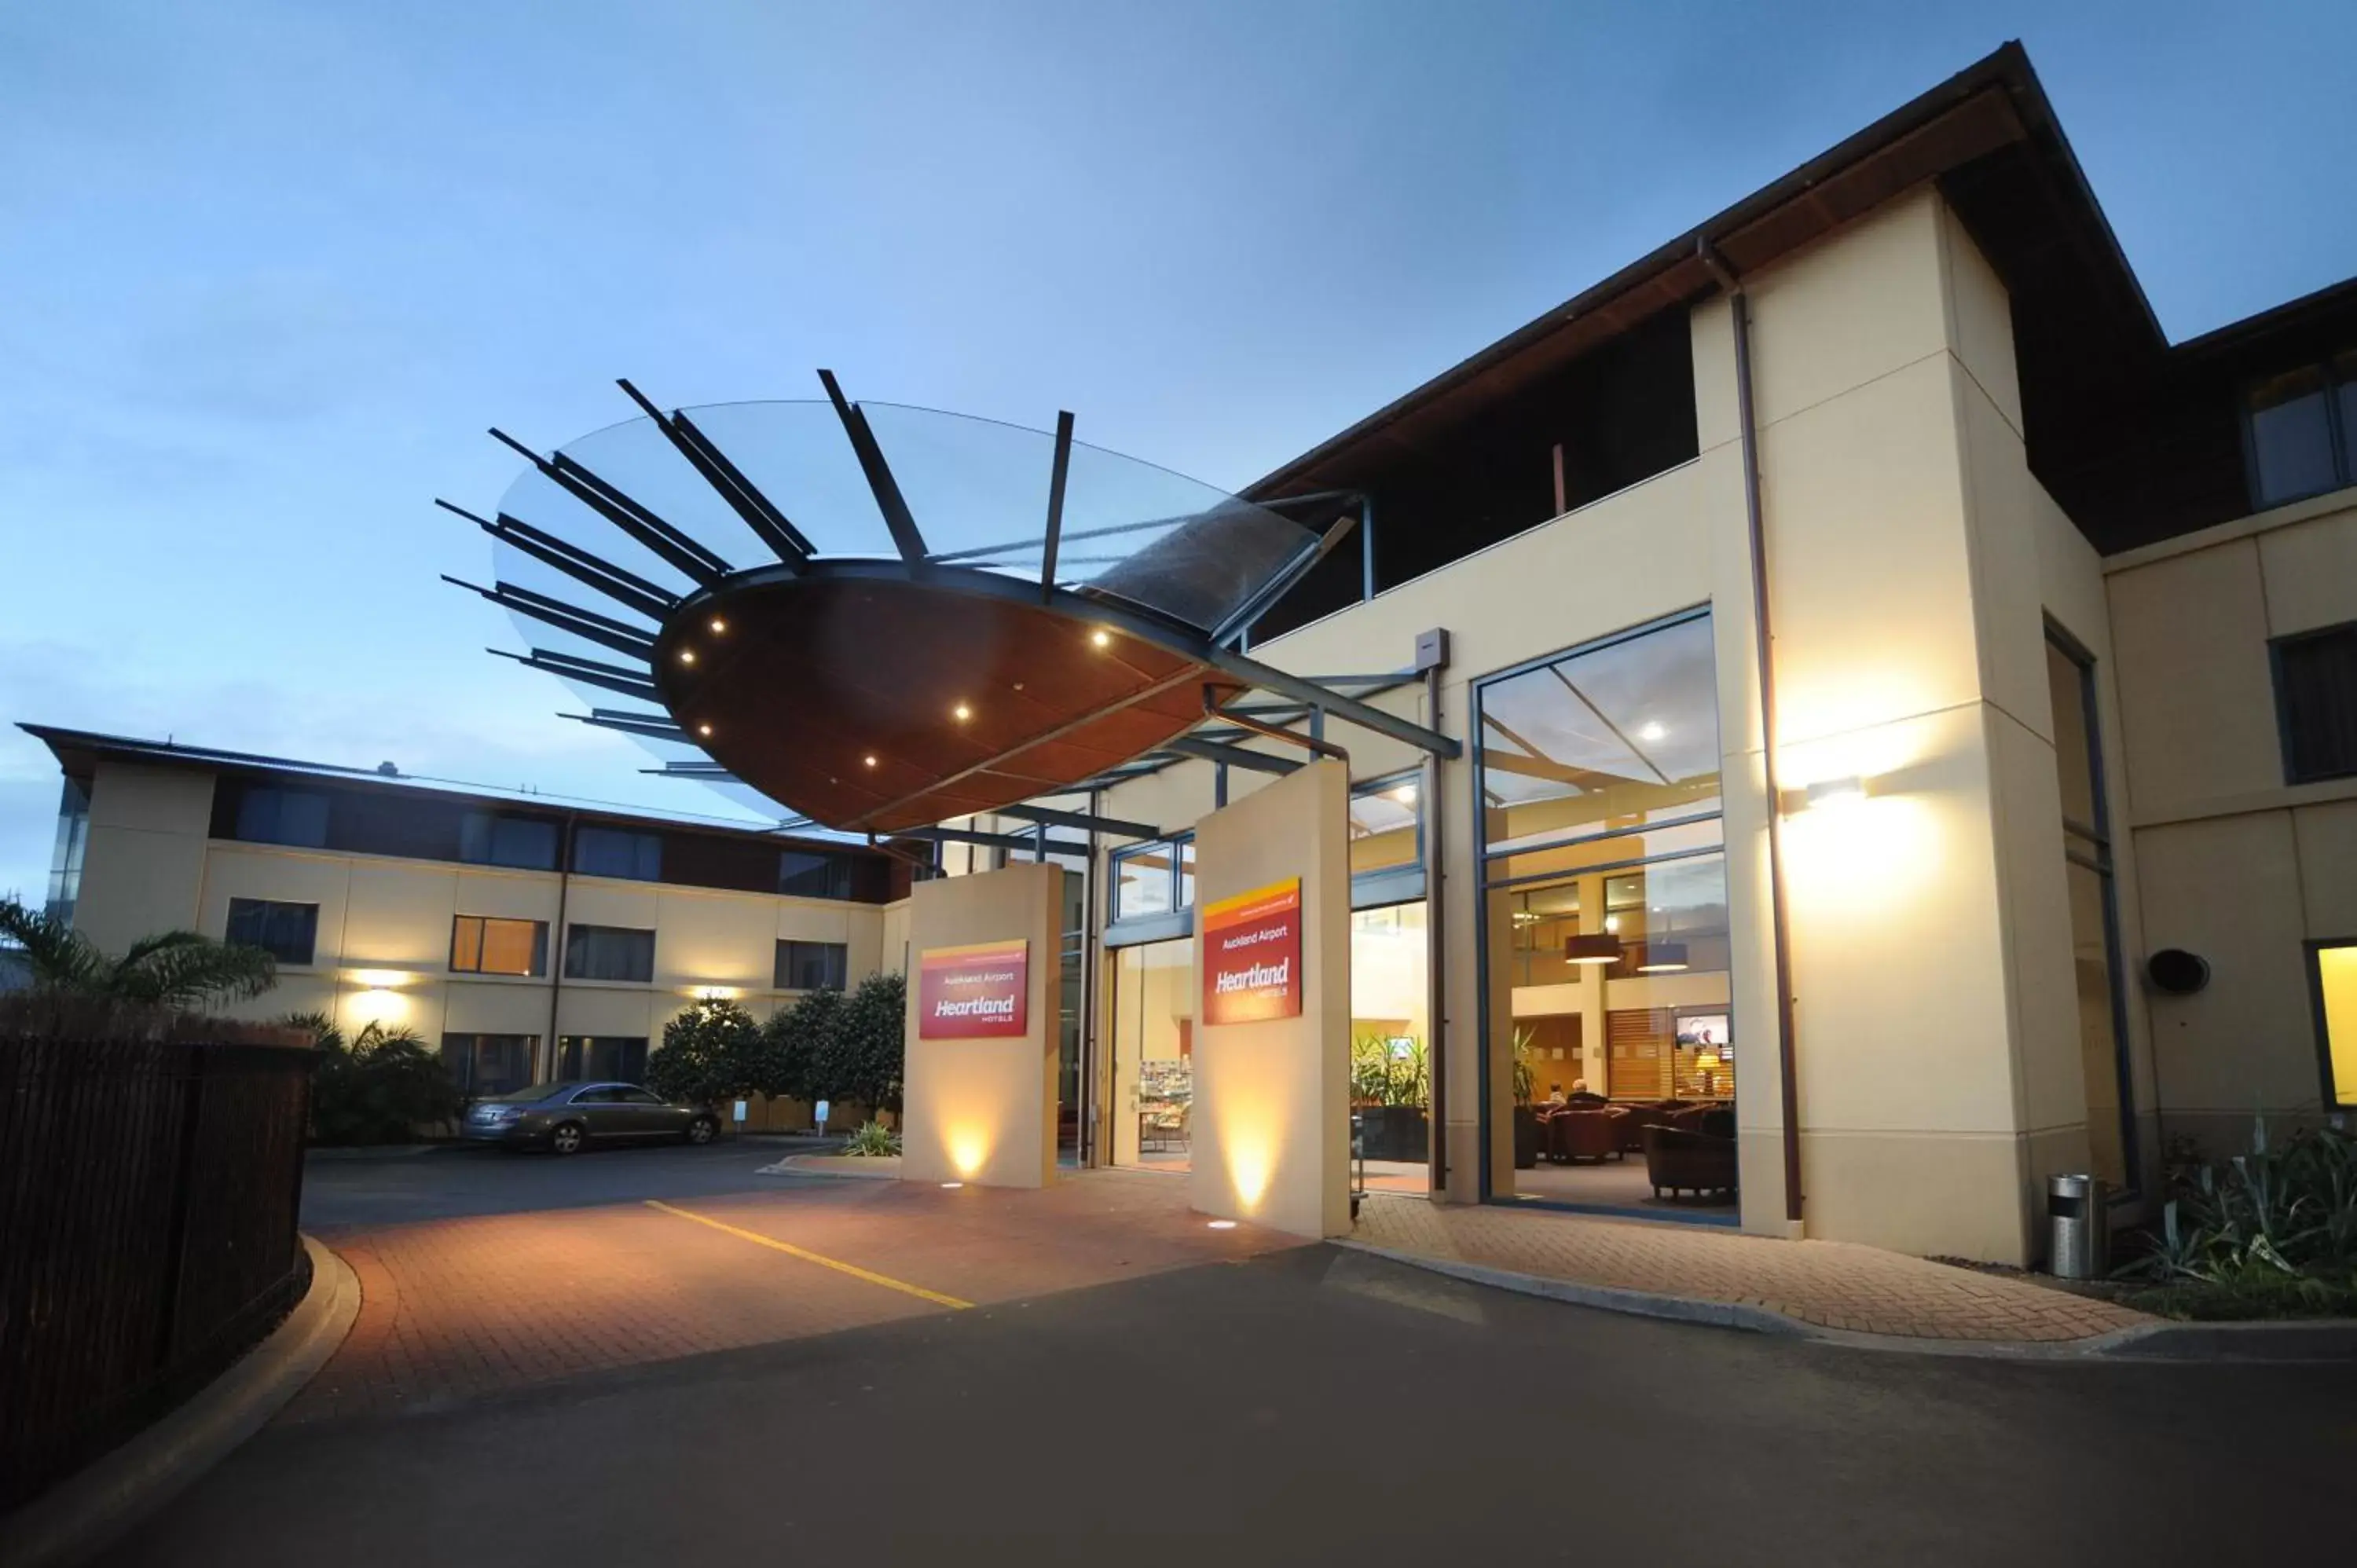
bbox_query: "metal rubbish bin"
[2047,1173,2109,1280]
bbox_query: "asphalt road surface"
[103,1147,2357,1567]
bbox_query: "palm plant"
[0,896,277,1009]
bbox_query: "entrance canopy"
[442,376,1455,836]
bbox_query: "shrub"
[757,987,842,1104]
[813,971,905,1116]
[2113,1118,2357,1318]
[298,1013,464,1145]
[645,998,764,1106]
[2,895,277,1009]
[838,1119,900,1157]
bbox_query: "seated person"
[1544,1084,1568,1106]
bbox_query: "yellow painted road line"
[643,1200,973,1310]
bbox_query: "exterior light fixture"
[1637,722,1666,742]
[1636,941,1690,973]
[709,617,727,635]
[697,723,713,737]
[1207,1219,1238,1230]
[1806,775,1866,811]
[1091,628,1112,648]
[952,702,971,722]
[679,648,697,665]
[1563,933,1623,965]
[940,1181,964,1189]
[863,754,878,768]
[1391,783,1417,805]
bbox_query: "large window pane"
[2317,943,2357,1108]
[780,849,853,899]
[1486,815,1725,887]
[451,915,547,976]
[1112,841,1179,920]
[564,924,655,982]
[1479,613,1721,852]
[2047,631,2133,1189]
[2249,366,2340,507]
[1350,776,1421,875]
[234,787,329,848]
[574,826,662,881]
[1110,939,1193,1168]
[775,939,849,991]
[225,897,318,965]
[2272,622,2357,785]
[460,812,559,870]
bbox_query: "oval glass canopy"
[459,389,1329,833]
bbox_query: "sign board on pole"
[917,939,1030,1039]
[815,1098,830,1134]
[732,1099,748,1123]
[1200,877,1304,1026]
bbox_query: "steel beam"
[440,500,680,622]
[903,824,1091,856]
[615,379,814,570]
[1155,735,1301,775]
[1040,408,1073,602]
[442,575,656,659]
[1208,647,1459,757]
[489,427,731,588]
[816,369,929,565]
[566,709,688,742]
[990,802,1161,840]
[491,647,659,702]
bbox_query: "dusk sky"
[4,1,2352,910]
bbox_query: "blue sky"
[3,1,2352,910]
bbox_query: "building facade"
[26,47,2357,1266]
[25,727,914,1098]
[944,48,2357,1262]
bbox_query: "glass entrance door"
[1110,938,1193,1170]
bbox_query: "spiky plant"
[0,896,277,1010]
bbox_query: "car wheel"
[684,1116,717,1146]
[549,1121,587,1156]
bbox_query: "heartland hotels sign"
[917,939,1030,1039]
[1200,877,1303,1026]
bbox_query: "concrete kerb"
[0,1235,362,1568]
[759,1152,901,1180]
[1333,1239,2357,1362]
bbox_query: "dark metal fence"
[0,1034,315,1511]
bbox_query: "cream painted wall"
[1189,760,1351,1237]
[899,863,1062,1188]
[73,764,214,956]
[64,760,900,1069]
[2105,491,2357,1151]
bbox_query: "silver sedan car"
[459,1081,720,1155]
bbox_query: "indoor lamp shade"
[1636,940,1689,973]
[1563,933,1624,965]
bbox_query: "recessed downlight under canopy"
[450,379,1458,833]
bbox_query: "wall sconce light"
[689,985,739,1002]
[346,969,414,989]
[1780,775,1873,815]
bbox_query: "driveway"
[97,1145,2357,1565]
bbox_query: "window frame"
[774,939,850,992]
[561,923,658,984]
[1109,833,1195,925]
[449,914,550,977]
[779,848,854,901]
[572,826,663,882]
[1469,605,1728,1210]
[2242,356,2356,512]
[2307,936,2357,1110]
[2046,620,2142,1197]
[225,896,321,966]
[2268,617,2357,786]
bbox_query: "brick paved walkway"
[1351,1194,2154,1342]
[290,1169,1291,1423]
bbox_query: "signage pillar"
[1190,760,1351,1237]
[900,862,1062,1188]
